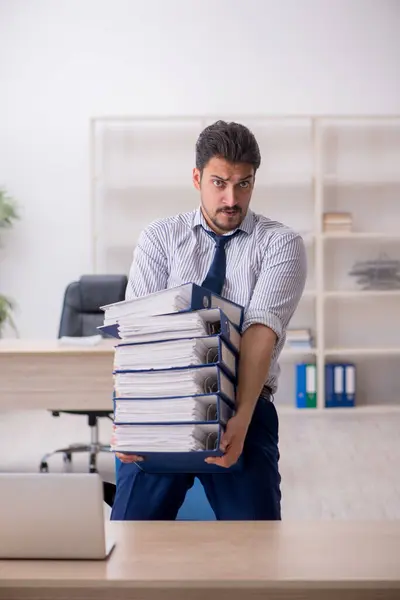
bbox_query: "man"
[111,120,307,521]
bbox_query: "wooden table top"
[0,338,116,354]
[0,520,399,595]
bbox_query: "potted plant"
[0,187,19,336]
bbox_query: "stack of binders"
[98,283,244,473]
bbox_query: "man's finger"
[219,431,231,451]
[115,453,143,463]
[205,453,237,468]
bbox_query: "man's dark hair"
[195,120,261,173]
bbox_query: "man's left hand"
[204,414,249,469]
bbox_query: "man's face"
[192,157,255,234]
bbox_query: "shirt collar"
[191,206,255,236]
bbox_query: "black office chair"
[39,274,127,477]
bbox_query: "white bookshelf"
[90,115,400,411]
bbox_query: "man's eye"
[239,181,250,188]
[213,180,224,187]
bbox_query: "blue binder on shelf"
[99,307,241,354]
[114,334,238,381]
[325,363,356,408]
[295,363,317,408]
[100,282,244,329]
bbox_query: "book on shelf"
[286,328,313,350]
[323,211,353,233]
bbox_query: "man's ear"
[192,167,201,191]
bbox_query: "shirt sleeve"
[242,231,307,342]
[125,224,169,301]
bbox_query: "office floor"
[1,408,400,519]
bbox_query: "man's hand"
[115,453,143,464]
[204,414,249,469]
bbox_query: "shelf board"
[323,174,400,187]
[324,290,400,298]
[325,348,400,356]
[281,347,317,357]
[279,405,400,415]
[323,232,400,240]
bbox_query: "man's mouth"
[221,209,239,216]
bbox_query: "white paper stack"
[114,395,219,424]
[102,285,194,326]
[114,338,221,371]
[117,311,210,343]
[112,423,219,453]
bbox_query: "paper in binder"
[100,282,244,329]
[99,307,241,353]
[113,392,233,425]
[114,335,237,380]
[111,421,239,473]
[113,364,236,405]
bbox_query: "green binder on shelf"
[296,363,317,408]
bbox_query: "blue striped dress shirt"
[126,207,307,395]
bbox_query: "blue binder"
[114,334,238,381]
[114,422,242,474]
[113,392,234,425]
[99,307,241,354]
[325,363,356,407]
[100,282,244,329]
[113,363,236,405]
[112,364,241,473]
[112,392,235,473]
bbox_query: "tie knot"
[205,229,239,247]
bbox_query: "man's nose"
[223,187,237,207]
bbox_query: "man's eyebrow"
[210,174,254,181]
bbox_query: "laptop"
[0,472,115,560]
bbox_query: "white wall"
[1,1,400,516]
[0,0,400,338]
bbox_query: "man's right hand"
[115,453,143,463]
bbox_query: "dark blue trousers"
[110,396,281,521]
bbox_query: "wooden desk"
[0,521,399,600]
[0,340,116,411]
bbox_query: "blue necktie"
[201,229,240,295]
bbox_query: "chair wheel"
[89,453,97,473]
[40,461,49,473]
[63,452,72,463]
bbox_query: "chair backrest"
[58,274,128,338]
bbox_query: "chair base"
[39,443,111,474]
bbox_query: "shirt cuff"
[241,310,283,342]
